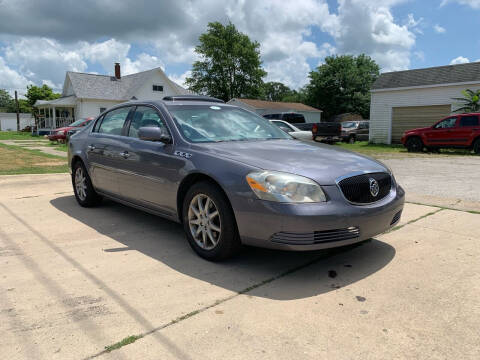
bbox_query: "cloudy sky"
[0,0,479,95]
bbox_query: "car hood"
[196,139,388,185]
[405,127,430,133]
[55,126,74,132]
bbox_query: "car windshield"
[342,121,357,129]
[69,119,89,127]
[167,105,291,143]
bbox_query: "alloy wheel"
[75,167,87,201]
[188,194,221,250]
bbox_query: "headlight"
[246,171,326,203]
[57,130,65,135]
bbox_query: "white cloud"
[434,24,446,33]
[414,51,425,61]
[1,38,165,93]
[441,0,480,8]
[3,38,87,90]
[79,39,164,75]
[0,56,32,94]
[169,70,192,88]
[0,0,422,91]
[450,56,470,64]
[324,0,416,72]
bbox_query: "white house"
[369,62,480,144]
[227,98,322,123]
[34,63,190,133]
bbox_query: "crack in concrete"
[406,201,480,215]
[88,207,450,358]
[86,249,344,359]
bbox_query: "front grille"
[338,172,392,204]
[271,227,360,245]
[390,210,402,225]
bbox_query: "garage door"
[391,105,451,143]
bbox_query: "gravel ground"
[381,155,480,210]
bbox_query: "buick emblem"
[369,178,379,197]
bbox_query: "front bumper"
[48,133,66,141]
[234,184,405,251]
[313,135,341,143]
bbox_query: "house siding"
[369,83,480,144]
[133,70,183,100]
[77,99,122,118]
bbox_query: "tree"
[25,84,60,107]
[0,89,32,113]
[452,89,480,112]
[185,22,267,101]
[261,82,292,102]
[304,54,380,120]
[281,89,307,104]
[0,89,13,110]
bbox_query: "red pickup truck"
[401,113,480,154]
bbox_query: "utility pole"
[15,90,20,131]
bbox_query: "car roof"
[112,99,237,108]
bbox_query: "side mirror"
[138,126,172,144]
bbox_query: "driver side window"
[97,107,131,135]
[434,117,457,129]
[128,106,167,138]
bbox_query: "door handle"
[87,145,96,151]
[120,151,130,159]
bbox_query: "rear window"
[460,115,479,127]
[284,113,305,123]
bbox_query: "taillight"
[312,124,318,133]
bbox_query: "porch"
[34,96,76,135]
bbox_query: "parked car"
[69,95,405,261]
[311,122,342,143]
[341,120,370,143]
[263,113,310,129]
[401,113,480,153]
[269,119,313,141]
[48,117,94,143]
[263,113,341,143]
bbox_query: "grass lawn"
[335,141,475,157]
[0,142,68,175]
[47,141,68,152]
[0,131,39,140]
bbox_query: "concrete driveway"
[1,173,479,360]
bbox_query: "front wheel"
[72,161,102,207]
[348,135,355,144]
[182,182,241,261]
[406,137,423,152]
[473,138,480,155]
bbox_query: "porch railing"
[37,117,75,129]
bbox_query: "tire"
[72,161,103,207]
[348,135,355,144]
[473,138,480,155]
[406,137,423,152]
[182,181,241,261]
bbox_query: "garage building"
[369,62,480,144]
[227,98,322,123]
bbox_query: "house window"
[153,85,164,92]
[100,107,107,114]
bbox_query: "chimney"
[114,63,121,79]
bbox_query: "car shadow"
[50,196,396,300]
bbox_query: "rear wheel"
[72,161,102,207]
[406,137,423,152]
[182,182,241,261]
[473,138,480,155]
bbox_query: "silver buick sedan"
[68,95,404,261]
